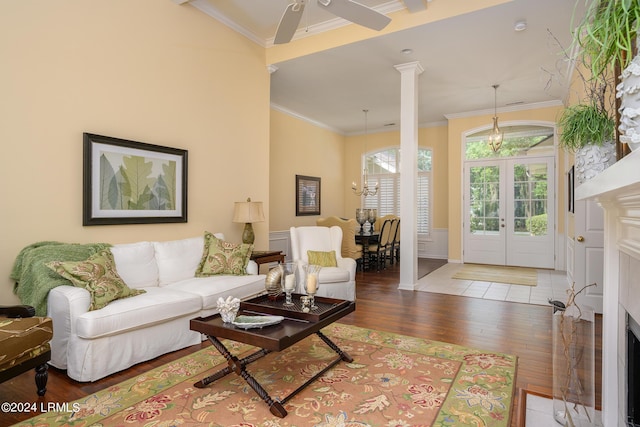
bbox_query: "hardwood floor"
[1,261,602,427]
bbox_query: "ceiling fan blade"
[318,0,391,31]
[274,2,306,44]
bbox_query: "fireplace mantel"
[575,149,640,426]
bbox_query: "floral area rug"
[15,324,516,427]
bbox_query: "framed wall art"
[296,175,321,216]
[83,133,188,225]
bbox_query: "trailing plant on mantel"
[557,102,615,151]
[574,0,640,153]
[555,55,616,152]
[576,0,640,79]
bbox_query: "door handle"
[576,236,585,242]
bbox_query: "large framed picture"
[83,133,188,225]
[296,175,321,216]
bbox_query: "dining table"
[355,231,379,271]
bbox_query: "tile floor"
[525,394,602,426]
[415,262,571,307]
[416,263,580,426]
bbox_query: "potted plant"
[557,102,615,152]
[557,82,616,183]
[575,0,640,152]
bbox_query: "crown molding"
[270,103,345,135]
[187,0,266,47]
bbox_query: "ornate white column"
[394,61,424,290]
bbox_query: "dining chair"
[367,218,394,272]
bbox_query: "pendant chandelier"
[488,84,504,152]
[352,109,379,197]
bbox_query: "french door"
[463,156,555,268]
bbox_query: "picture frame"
[568,165,574,214]
[296,175,321,216]
[83,133,188,225]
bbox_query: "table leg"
[193,335,287,417]
[316,331,353,362]
[194,331,353,418]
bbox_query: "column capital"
[394,61,424,75]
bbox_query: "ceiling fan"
[274,0,391,44]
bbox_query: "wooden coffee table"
[189,295,355,418]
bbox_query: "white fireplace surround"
[575,149,640,426]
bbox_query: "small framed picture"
[83,133,188,225]
[296,175,321,216]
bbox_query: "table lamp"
[232,197,265,245]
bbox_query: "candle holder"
[304,264,322,310]
[280,262,297,307]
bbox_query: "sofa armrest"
[47,285,91,369]
[246,260,258,275]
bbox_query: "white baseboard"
[418,228,448,259]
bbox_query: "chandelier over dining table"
[352,109,379,197]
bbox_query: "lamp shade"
[232,198,265,224]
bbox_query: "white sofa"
[289,226,357,301]
[47,234,266,382]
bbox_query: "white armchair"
[289,226,356,301]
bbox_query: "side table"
[250,251,285,270]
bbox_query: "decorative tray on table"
[240,293,351,322]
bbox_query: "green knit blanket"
[11,241,111,316]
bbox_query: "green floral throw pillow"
[46,249,145,311]
[196,232,253,276]
[307,250,338,267]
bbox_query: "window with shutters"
[360,147,432,235]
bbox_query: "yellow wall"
[0,1,270,304]
[447,105,564,261]
[269,109,346,231]
[344,126,449,228]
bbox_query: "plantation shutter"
[417,173,430,234]
[361,147,431,236]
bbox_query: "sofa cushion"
[166,275,265,311]
[318,267,350,284]
[152,235,222,286]
[46,250,146,311]
[75,287,201,339]
[196,232,253,276]
[110,242,158,289]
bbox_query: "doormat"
[452,263,538,286]
[14,324,517,427]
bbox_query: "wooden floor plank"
[0,261,602,427]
